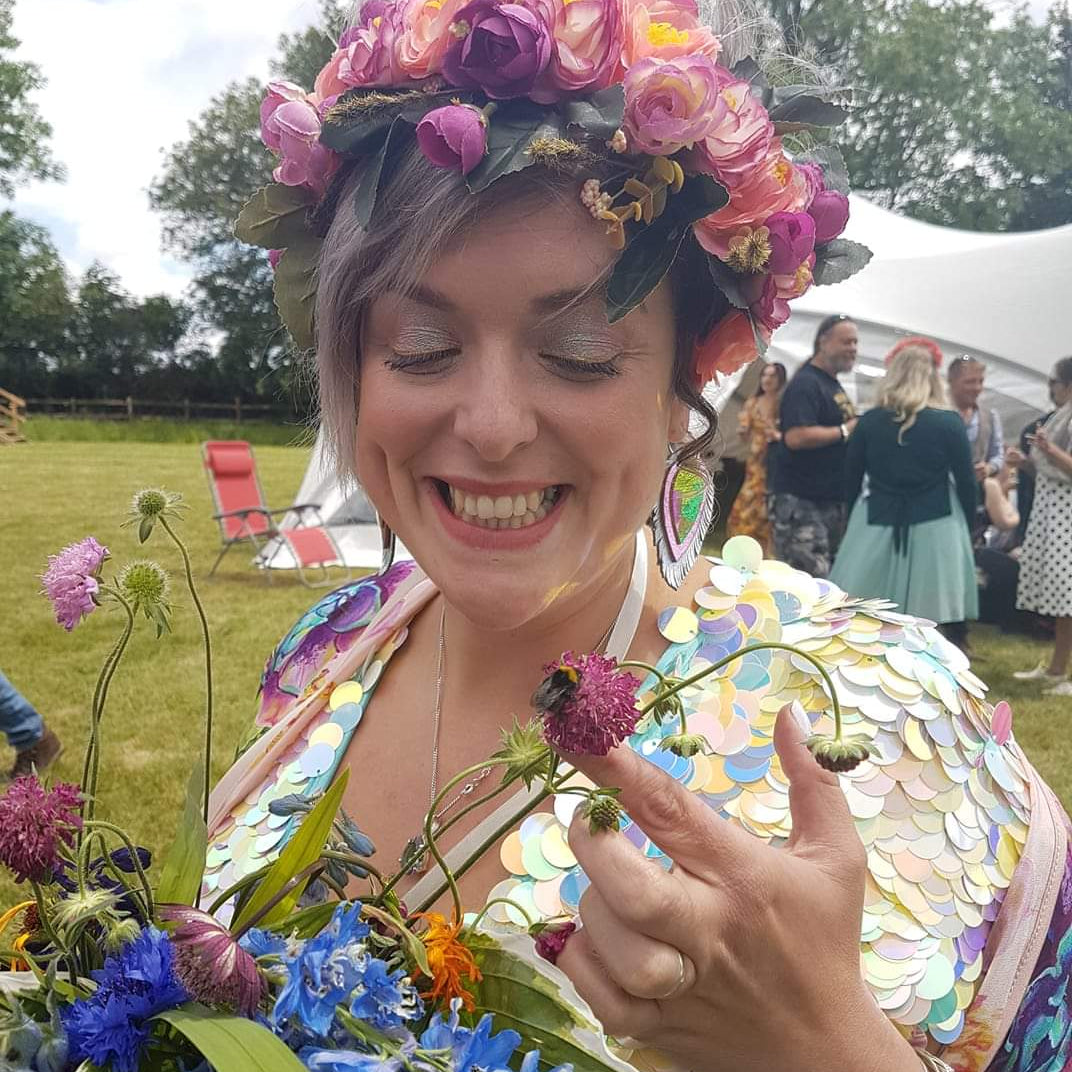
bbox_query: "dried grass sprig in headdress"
[236,0,872,380]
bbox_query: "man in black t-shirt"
[767,314,859,576]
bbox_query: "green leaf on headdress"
[272,237,321,353]
[562,84,625,140]
[706,255,751,310]
[607,173,728,323]
[731,57,771,105]
[797,144,851,195]
[812,238,873,285]
[320,87,462,157]
[768,84,849,129]
[352,116,411,229]
[466,98,566,193]
[234,184,318,251]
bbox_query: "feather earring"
[650,455,715,589]
[377,513,396,575]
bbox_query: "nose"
[451,349,539,463]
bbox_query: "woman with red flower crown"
[202,1,1072,1070]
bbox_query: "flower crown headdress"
[237,0,872,385]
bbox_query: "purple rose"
[260,81,307,151]
[809,189,850,243]
[416,103,488,174]
[764,210,816,275]
[797,161,825,207]
[260,83,340,197]
[443,0,553,99]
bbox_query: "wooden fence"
[25,397,290,423]
[1,387,27,444]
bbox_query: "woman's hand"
[1006,446,1028,468]
[556,703,921,1072]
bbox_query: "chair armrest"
[212,507,273,521]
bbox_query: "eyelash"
[385,351,621,379]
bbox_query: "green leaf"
[562,85,625,140]
[767,86,849,129]
[231,769,349,933]
[361,903,432,978]
[156,762,207,907]
[607,173,728,323]
[321,88,460,157]
[797,144,851,195]
[466,99,564,194]
[730,57,770,105]
[465,931,637,1072]
[138,516,154,544]
[812,238,873,285]
[352,117,413,229]
[156,1003,307,1072]
[234,183,317,251]
[272,237,321,354]
[706,255,751,310]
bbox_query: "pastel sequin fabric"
[207,554,1032,1051]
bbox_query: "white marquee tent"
[264,197,1072,569]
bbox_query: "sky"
[4,0,1059,301]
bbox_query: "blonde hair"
[876,346,949,442]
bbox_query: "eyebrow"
[402,282,611,315]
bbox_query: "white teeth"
[444,481,560,529]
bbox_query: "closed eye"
[385,349,457,374]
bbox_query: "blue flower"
[60,927,189,1072]
[240,927,290,960]
[299,1046,406,1072]
[419,1001,521,1072]
[348,957,422,1032]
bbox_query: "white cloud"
[6,0,325,298]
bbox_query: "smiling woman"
[201,1,1072,1071]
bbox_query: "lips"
[434,479,563,530]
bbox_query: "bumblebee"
[530,663,580,715]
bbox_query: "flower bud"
[805,734,878,773]
[659,732,707,758]
[416,103,488,175]
[579,789,623,834]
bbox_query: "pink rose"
[797,161,825,206]
[314,49,350,101]
[416,103,488,174]
[261,85,340,197]
[693,310,768,385]
[530,0,622,101]
[623,53,724,156]
[339,1,405,87]
[809,188,850,243]
[689,78,773,182]
[764,210,815,274]
[396,0,466,79]
[620,0,721,69]
[693,143,809,259]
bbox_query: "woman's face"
[759,365,781,395]
[356,196,684,631]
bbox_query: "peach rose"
[693,310,768,385]
[397,0,466,80]
[689,78,773,183]
[314,48,349,101]
[693,141,809,260]
[620,0,721,70]
[530,0,622,100]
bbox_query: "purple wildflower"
[534,652,641,756]
[158,904,265,1016]
[534,921,576,965]
[41,536,108,631]
[0,776,82,883]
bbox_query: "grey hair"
[317,0,789,484]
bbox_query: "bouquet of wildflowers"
[0,491,860,1071]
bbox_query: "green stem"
[321,849,386,886]
[83,820,154,920]
[161,516,214,828]
[468,896,535,931]
[29,881,66,959]
[232,860,324,939]
[207,861,273,917]
[82,590,135,825]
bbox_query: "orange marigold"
[414,912,482,1012]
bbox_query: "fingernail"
[788,700,811,737]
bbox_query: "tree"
[0,0,62,195]
[149,1,347,412]
[765,0,1072,230]
[0,210,71,397]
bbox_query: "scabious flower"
[61,927,189,1072]
[535,652,641,756]
[116,560,172,637]
[40,536,108,631]
[416,103,488,174]
[159,904,265,1016]
[0,776,81,884]
[126,486,184,542]
[623,53,724,156]
[414,912,482,1012]
[533,920,576,965]
[443,0,554,99]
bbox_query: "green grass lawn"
[1,439,1070,909]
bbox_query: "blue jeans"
[0,670,43,751]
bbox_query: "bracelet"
[915,1051,955,1072]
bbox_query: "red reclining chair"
[201,440,351,587]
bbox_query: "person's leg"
[1048,617,1072,676]
[772,494,833,577]
[0,669,43,751]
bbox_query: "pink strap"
[206,571,437,833]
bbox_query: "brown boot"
[9,727,63,780]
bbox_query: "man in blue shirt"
[767,314,858,576]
